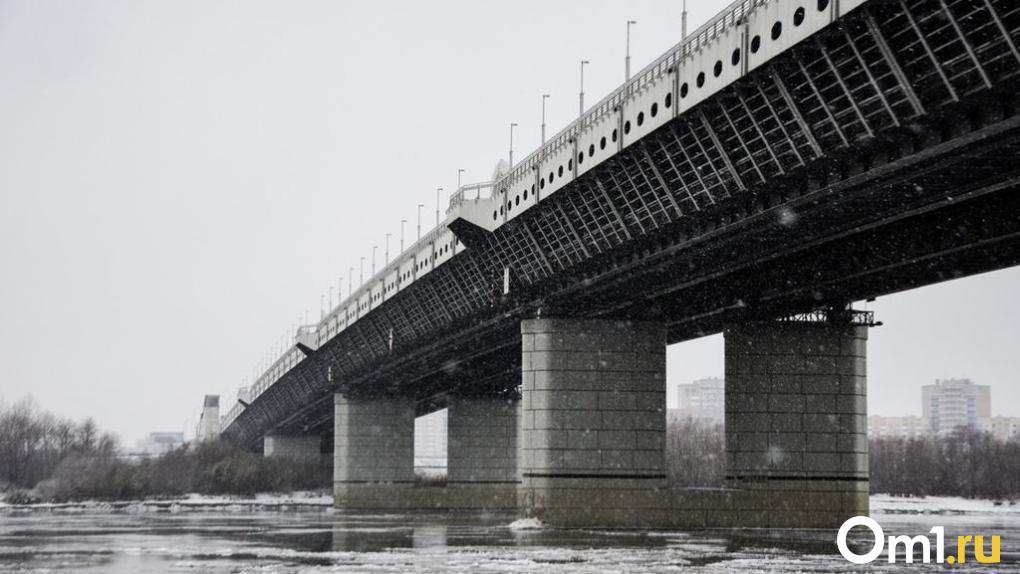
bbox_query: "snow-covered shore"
[871,494,1020,516]
[0,490,333,512]
[4,492,1019,518]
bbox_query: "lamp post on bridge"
[320,295,325,319]
[626,20,637,81]
[541,94,550,144]
[417,204,424,240]
[458,169,465,190]
[400,220,406,252]
[328,286,334,311]
[682,0,688,40]
[348,267,354,297]
[579,60,589,117]
[509,122,518,168]
[385,233,391,265]
[360,257,365,287]
[436,187,443,225]
[372,246,377,276]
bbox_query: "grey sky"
[1,0,1017,445]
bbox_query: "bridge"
[217,0,1020,528]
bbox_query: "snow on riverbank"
[5,492,1020,518]
[872,494,1020,516]
[0,490,333,512]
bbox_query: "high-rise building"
[921,378,990,436]
[676,377,724,422]
[196,395,221,441]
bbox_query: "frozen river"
[1,495,1018,573]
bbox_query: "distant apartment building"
[922,378,990,436]
[196,395,221,441]
[415,408,447,476]
[979,416,1020,442]
[869,378,1019,441]
[676,377,724,423]
[135,432,185,455]
[869,415,929,439]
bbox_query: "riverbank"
[4,492,1018,517]
[0,490,332,513]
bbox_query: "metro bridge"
[216,0,1020,528]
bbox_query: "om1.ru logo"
[837,516,1001,565]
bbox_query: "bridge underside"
[223,0,1020,458]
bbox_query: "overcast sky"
[1,0,1018,445]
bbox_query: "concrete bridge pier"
[722,319,869,528]
[445,394,520,509]
[519,318,669,528]
[333,394,416,509]
[263,434,321,460]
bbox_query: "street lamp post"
[457,169,465,190]
[417,204,424,240]
[541,94,550,144]
[579,60,589,117]
[360,257,365,286]
[400,219,406,252]
[682,0,688,40]
[348,267,354,297]
[372,246,377,275]
[436,187,443,225]
[509,122,518,168]
[385,233,391,265]
[626,20,637,81]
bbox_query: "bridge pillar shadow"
[518,318,670,528]
[263,434,321,461]
[719,319,869,528]
[445,395,520,509]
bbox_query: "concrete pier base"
[333,394,416,509]
[722,320,869,528]
[519,318,668,528]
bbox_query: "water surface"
[1,500,1018,572]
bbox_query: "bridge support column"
[519,318,669,528]
[263,434,320,460]
[333,394,416,509]
[445,395,519,509]
[723,320,869,528]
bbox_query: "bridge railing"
[221,400,243,430]
[448,181,495,210]
[495,0,767,186]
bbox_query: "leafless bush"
[666,415,725,488]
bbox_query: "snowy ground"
[872,494,1020,516]
[0,491,333,512]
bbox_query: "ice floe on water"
[508,517,543,531]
